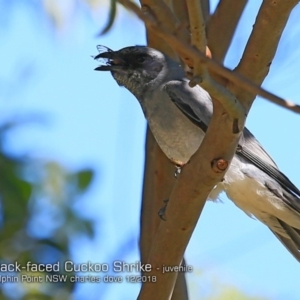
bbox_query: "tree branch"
[231,0,299,109]
[207,0,248,63]
[139,1,189,299]
[138,99,243,300]
[170,0,189,30]
[140,130,176,264]
[186,0,245,129]
[201,0,210,23]
[138,0,190,42]
[187,0,206,53]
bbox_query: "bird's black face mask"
[93,45,165,94]
[93,45,163,76]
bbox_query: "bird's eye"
[136,55,148,63]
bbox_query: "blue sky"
[1,1,300,299]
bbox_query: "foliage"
[0,120,94,300]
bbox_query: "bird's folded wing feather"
[238,133,300,203]
[272,220,300,262]
[165,79,300,209]
[164,80,213,126]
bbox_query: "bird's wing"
[255,211,300,262]
[238,130,300,208]
[164,80,213,127]
[234,128,300,263]
[271,219,300,262]
[165,80,300,206]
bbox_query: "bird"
[93,45,300,262]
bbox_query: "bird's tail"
[272,219,300,262]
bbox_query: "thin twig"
[207,0,248,63]
[186,0,245,126]
[187,0,206,52]
[232,0,299,109]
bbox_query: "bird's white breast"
[211,156,300,235]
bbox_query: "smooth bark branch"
[139,0,191,60]
[139,0,190,42]
[201,0,210,23]
[171,0,189,30]
[138,100,243,300]
[170,258,189,300]
[140,130,176,264]
[187,0,206,52]
[146,33,177,60]
[140,131,188,300]
[232,0,299,108]
[138,0,179,265]
[207,0,248,63]
[199,76,246,129]
[186,0,245,128]
[139,0,190,62]
[139,1,188,299]
[186,0,208,86]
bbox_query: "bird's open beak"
[94,51,126,71]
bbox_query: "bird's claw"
[175,166,182,178]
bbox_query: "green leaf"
[17,179,32,202]
[76,169,93,191]
[99,0,117,35]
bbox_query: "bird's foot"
[158,199,169,221]
[174,165,182,178]
[174,161,190,178]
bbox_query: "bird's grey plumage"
[94,45,300,262]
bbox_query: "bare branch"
[170,0,189,30]
[139,0,190,61]
[207,0,248,63]
[232,0,299,108]
[198,76,246,129]
[171,267,189,300]
[201,0,210,23]
[139,2,189,299]
[187,0,206,52]
[140,131,176,264]
[138,100,243,300]
[186,0,245,128]
[139,0,190,42]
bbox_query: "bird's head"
[93,45,175,96]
